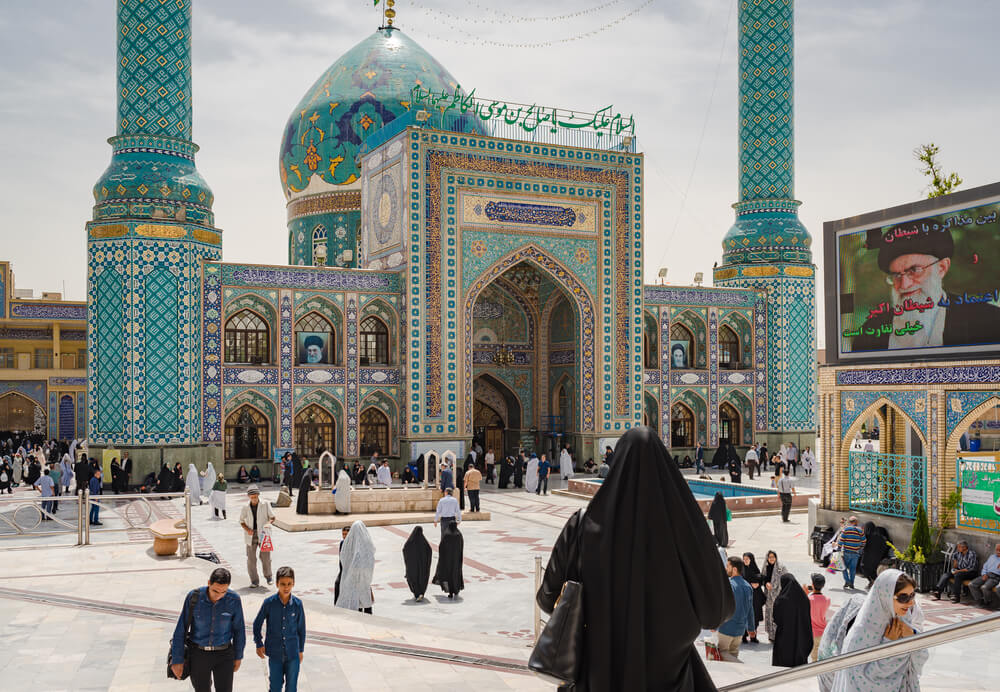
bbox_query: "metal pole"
[77,489,84,546]
[83,488,90,545]
[183,489,192,558]
[533,555,543,643]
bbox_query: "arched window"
[295,312,335,365]
[720,402,740,446]
[225,310,270,364]
[719,325,740,369]
[225,405,269,460]
[294,404,336,459]
[359,407,389,456]
[359,315,389,365]
[669,323,694,369]
[312,225,328,266]
[558,384,572,430]
[671,403,694,447]
[643,312,658,369]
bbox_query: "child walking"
[253,566,306,692]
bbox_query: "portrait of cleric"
[841,203,1000,354]
[297,332,330,365]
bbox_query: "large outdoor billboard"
[827,185,1000,363]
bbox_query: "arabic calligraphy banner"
[836,198,1000,360]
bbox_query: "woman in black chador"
[536,426,733,691]
[708,492,729,548]
[433,521,464,599]
[402,526,432,601]
[771,573,813,668]
[295,472,313,515]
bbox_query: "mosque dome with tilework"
[278,27,479,202]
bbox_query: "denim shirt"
[253,593,306,660]
[170,587,246,662]
[718,575,754,637]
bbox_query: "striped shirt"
[839,525,866,554]
[954,548,978,572]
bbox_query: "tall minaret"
[713,0,816,441]
[86,0,221,472]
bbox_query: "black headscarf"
[433,521,464,597]
[742,552,765,628]
[156,463,172,492]
[295,473,312,515]
[711,445,726,469]
[456,463,466,509]
[764,551,777,585]
[402,526,432,600]
[708,492,729,548]
[498,456,514,489]
[859,522,889,581]
[771,573,813,668]
[536,426,733,691]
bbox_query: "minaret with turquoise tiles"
[86,0,221,474]
[713,0,817,443]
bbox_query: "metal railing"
[0,489,191,552]
[718,611,1000,691]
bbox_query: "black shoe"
[952,598,961,604]
[94,521,103,526]
[931,591,941,600]
[266,577,273,586]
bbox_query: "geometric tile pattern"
[738,0,794,203]
[117,0,191,137]
[94,261,127,435]
[945,391,1000,438]
[279,292,293,448]
[708,308,719,446]
[143,266,180,433]
[839,390,930,442]
[346,297,359,456]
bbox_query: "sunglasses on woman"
[894,591,915,604]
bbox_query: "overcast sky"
[2,1,997,348]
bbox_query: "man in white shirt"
[484,448,495,484]
[239,485,275,587]
[376,460,392,488]
[434,488,461,538]
[744,445,759,480]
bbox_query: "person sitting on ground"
[236,465,250,483]
[597,458,610,478]
[969,542,1000,608]
[582,457,597,474]
[400,464,416,485]
[931,540,978,603]
[829,570,926,692]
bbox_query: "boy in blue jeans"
[253,566,306,692]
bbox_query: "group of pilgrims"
[331,518,465,611]
[0,436,136,495]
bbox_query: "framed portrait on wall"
[297,332,330,365]
[670,340,689,369]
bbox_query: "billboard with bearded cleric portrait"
[829,187,1000,363]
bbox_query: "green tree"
[910,501,932,558]
[914,143,963,198]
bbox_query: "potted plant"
[887,502,946,592]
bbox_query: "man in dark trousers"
[170,567,245,691]
[74,453,92,494]
[121,451,133,491]
[536,454,551,496]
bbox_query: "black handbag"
[528,579,585,685]
[167,590,199,679]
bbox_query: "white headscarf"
[559,448,574,479]
[335,470,352,514]
[336,520,375,610]
[525,456,539,493]
[830,569,927,692]
[60,454,74,486]
[185,464,202,502]
[202,462,217,496]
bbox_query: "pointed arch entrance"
[0,393,39,432]
[473,373,523,456]
[225,405,269,461]
[294,404,336,459]
[463,245,596,441]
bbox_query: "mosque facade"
[81,0,816,479]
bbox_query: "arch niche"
[474,373,523,456]
[225,404,270,461]
[943,396,1000,530]
[463,246,596,437]
[0,392,40,432]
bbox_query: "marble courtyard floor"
[0,473,996,690]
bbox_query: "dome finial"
[383,0,396,27]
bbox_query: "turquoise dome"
[279,27,477,201]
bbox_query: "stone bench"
[149,519,186,556]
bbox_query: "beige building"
[0,261,87,439]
